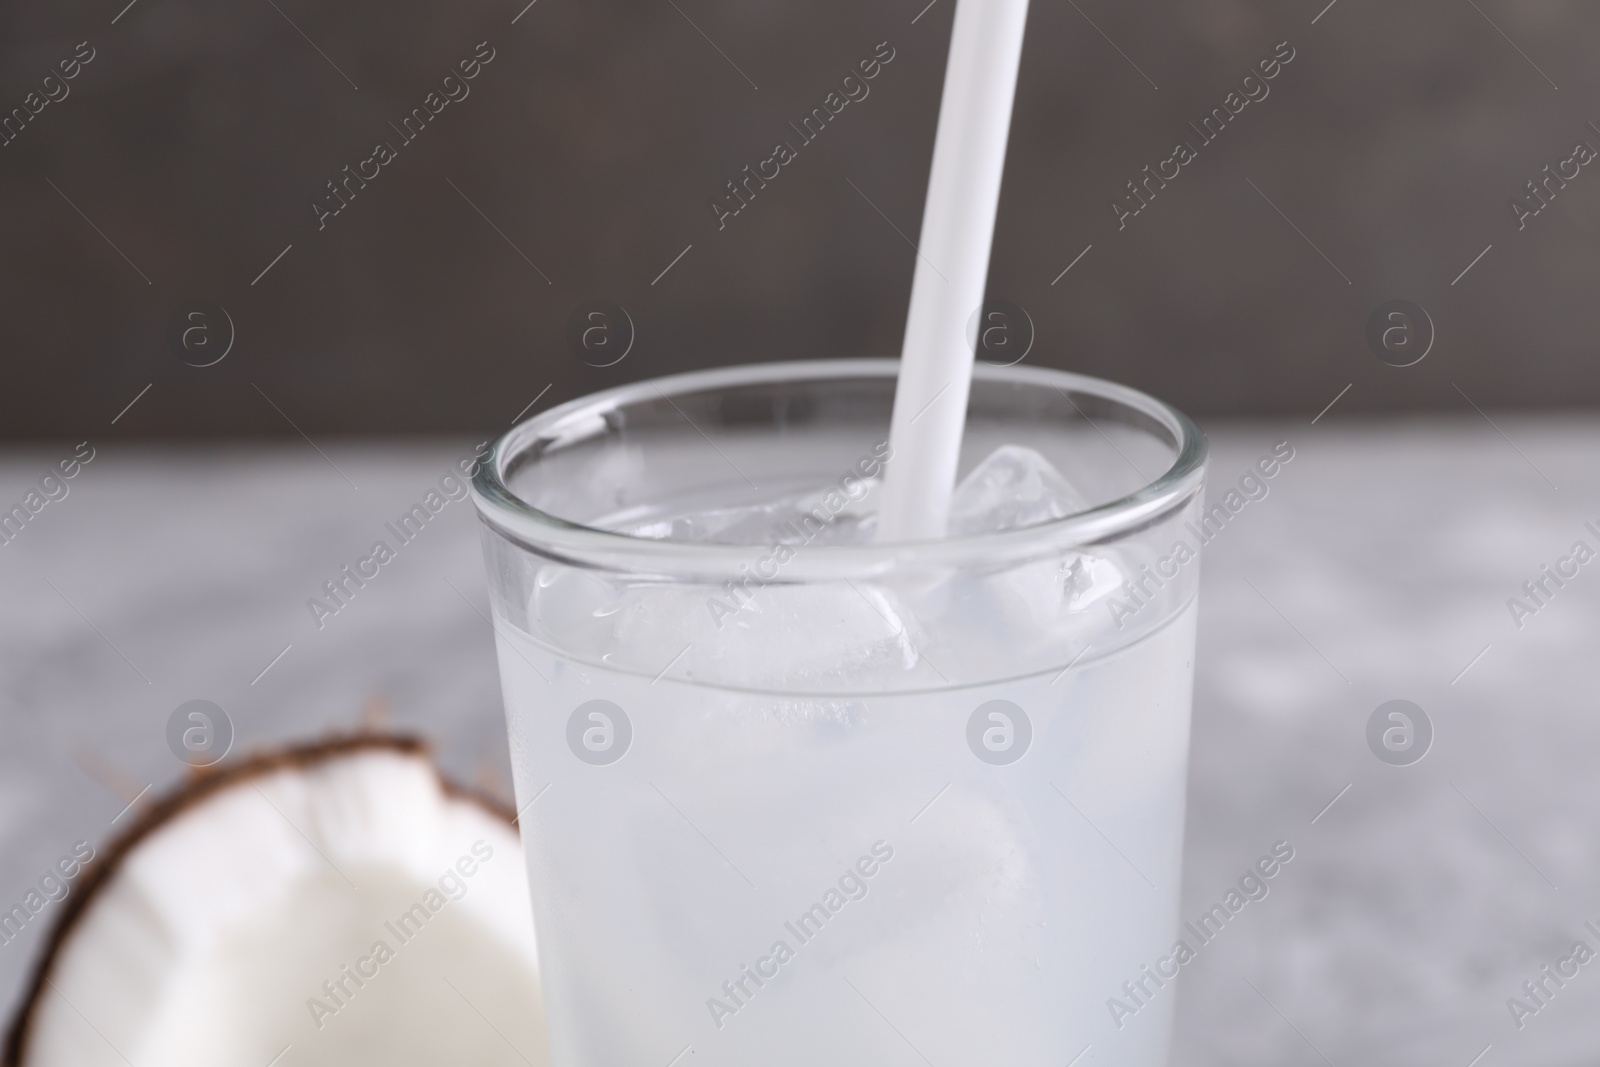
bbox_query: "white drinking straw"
[876,0,1031,542]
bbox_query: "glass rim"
[471,359,1208,579]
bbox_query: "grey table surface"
[1,417,1597,1066]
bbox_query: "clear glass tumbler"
[472,359,1207,1067]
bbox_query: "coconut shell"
[3,733,517,1067]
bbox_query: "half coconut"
[5,736,547,1067]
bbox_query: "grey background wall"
[1,0,1596,439]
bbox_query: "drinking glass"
[472,359,1208,1067]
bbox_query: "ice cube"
[529,553,930,689]
[535,578,924,690]
[531,566,627,660]
[946,445,1091,536]
[615,480,880,546]
[634,581,925,689]
[550,445,1108,687]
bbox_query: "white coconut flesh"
[11,742,547,1067]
